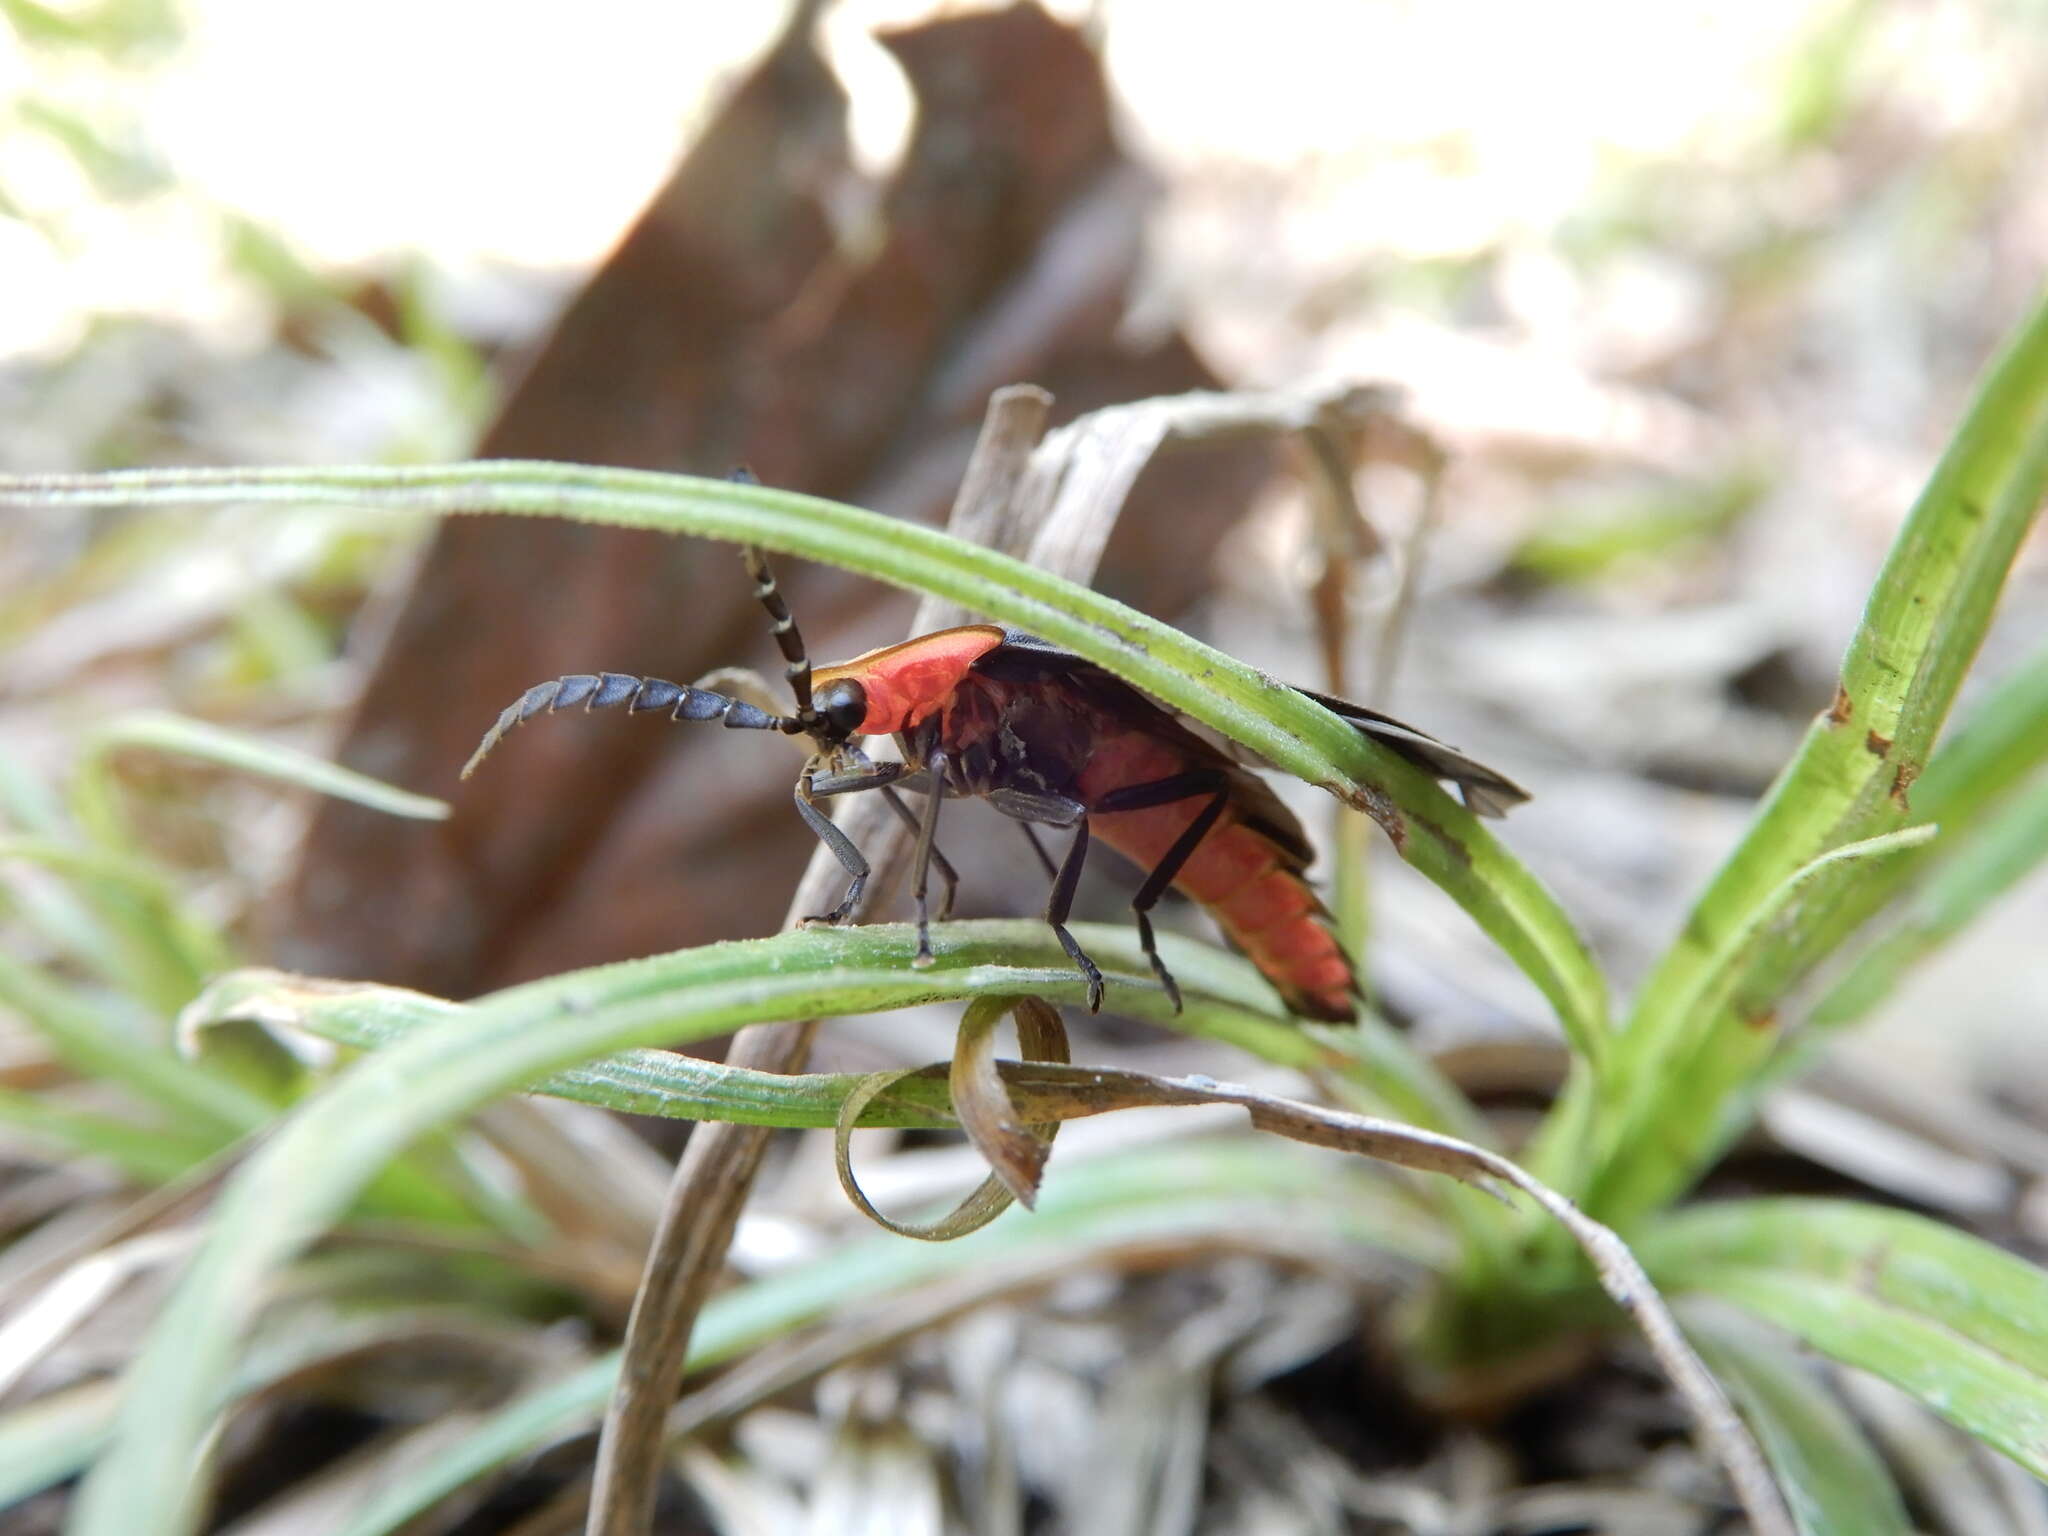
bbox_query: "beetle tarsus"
[1134,911,1185,1013]
[1043,818,1105,1012]
[1048,934,1104,1012]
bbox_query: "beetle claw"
[1155,966,1184,1015]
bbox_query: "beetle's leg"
[907,747,949,966]
[793,778,871,926]
[806,759,913,798]
[792,758,918,925]
[812,762,961,920]
[1044,816,1106,1013]
[987,793,1098,1000]
[984,787,1103,1009]
[1016,822,1059,881]
[879,786,960,922]
[1093,770,1231,1013]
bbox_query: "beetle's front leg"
[792,776,873,926]
[792,757,925,926]
[805,758,912,799]
[808,757,964,925]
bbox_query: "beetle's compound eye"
[816,678,868,737]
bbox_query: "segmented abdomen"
[1077,733,1356,1021]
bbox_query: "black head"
[814,677,867,743]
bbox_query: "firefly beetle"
[463,541,1525,1020]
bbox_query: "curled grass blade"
[201,919,1510,1266]
[321,1108,1791,1536]
[0,460,1604,1054]
[205,921,1455,1128]
[83,906,1737,1535]
[70,926,1193,1535]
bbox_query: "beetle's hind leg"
[988,788,1104,1013]
[1045,819,1106,1012]
[1091,770,1230,1014]
[1016,822,1059,882]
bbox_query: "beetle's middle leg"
[988,788,1104,1013]
[879,787,959,922]
[906,746,949,967]
[1092,770,1231,1012]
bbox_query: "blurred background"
[4,0,2048,1529]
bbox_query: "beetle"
[462,547,1527,1022]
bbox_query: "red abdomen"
[1076,731,1356,1021]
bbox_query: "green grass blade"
[231,916,1510,1271]
[1804,766,2048,1031]
[3,1143,1434,1516]
[1583,828,1935,1226]
[0,1085,215,1182]
[0,951,267,1136]
[62,931,1137,1532]
[1681,1271,2048,1482]
[73,920,1465,1533]
[0,1310,561,1510]
[1777,633,2048,986]
[1684,1301,1912,1536]
[0,836,228,1017]
[1581,288,2048,1216]
[225,921,1476,1136]
[81,712,452,824]
[1645,1198,2048,1478]
[0,1380,120,1511]
[0,461,1604,1053]
[236,919,1505,1271]
[1644,1198,2048,1377]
